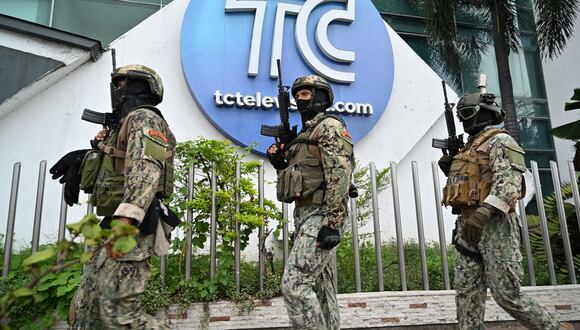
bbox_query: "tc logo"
[225,0,356,83]
[181,0,394,154]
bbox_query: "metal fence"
[2,159,580,289]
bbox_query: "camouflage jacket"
[113,108,176,222]
[471,127,526,213]
[294,113,355,229]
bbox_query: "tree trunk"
[489,0,521,143]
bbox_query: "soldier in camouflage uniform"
[438,93,569,330]
[267,75,354,329]
[71,65,175,329]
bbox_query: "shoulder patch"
[148,129,168,143]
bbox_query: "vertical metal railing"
[550,161,576,284]
[3,158,579,289]
[31,161,47,253]
[518,199,536,286]
[349,197,361,292]
[390,161,407,291]
[185,164,194,281]
[235,161,241,292]
[3,163,21,277]
[282,203,289,265]
[569,161,580,233]
[57,186,68,241]
[369,163,384,291]
[431,161,450,289]
[210,165,217,279]
[258,162,265,291]
[531,161,557,285]
[412,161,429,290]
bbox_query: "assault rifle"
[260,59,297,145]
[81,49,118,131]
[432,81,464,157]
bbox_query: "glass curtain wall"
[373,0,556,195]
[0,0,173,45]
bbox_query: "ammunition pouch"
[276,158,325,204]
[79,150,103,193]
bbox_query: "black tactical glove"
[462,203,497,245]
[316,225,340,250]
[267,144,288,170]
[50,149,90,206]
[50,149,90,183]
[438,155,453,176]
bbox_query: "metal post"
[369,163,384,291]
[550,161,576,284]
[282,202,289,265]
[160,256,166,286]
[350,197,361,292]
[185,164,194,281]
[331,253,338,291]
[3,163,21,277]
[86,198,93,215]
[48,0,56,27]
[258,163,265,291]
[210,165,217,279]
[390,161,407,291]
[431,162,450,289]
[568,161,580,233]
[235,161,241,292]
[57,186,68,241]
[412,161,429,290]
[531,161,557,285]
[32,161,47,253]
[518,199,536,286]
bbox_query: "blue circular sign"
[181,0,394,154]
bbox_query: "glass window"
[372,0,421,16]
[516,99,549,117]
[52,0,159,45]
[0,0,51,25]
[0,46,64,104]
[519,118,555,150]
[524,150,557,168]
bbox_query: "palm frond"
[493,0,521,52]
[535,0,580,59]
[552,120,580,140]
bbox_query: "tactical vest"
[442,128,505,210]
[276,115,346,204]
[80,106,175,216]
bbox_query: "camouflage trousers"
[454,213,561,330]
[70,234,167,329]
[281,205,340,330]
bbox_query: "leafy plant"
[0,215,140,329]
[527,182,580,284]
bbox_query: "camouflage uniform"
[452,127,561,330]
[71,67,174,329]
[280,112,354,329]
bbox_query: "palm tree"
[410,0,580,142]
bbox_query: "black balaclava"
[112,79,157,121]
[296,88,329,127]
[462,109,497,136]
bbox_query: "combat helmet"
[291,75,334,107]
[111,64,163,105]
[456,92,505,133]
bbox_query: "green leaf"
[81,223,101,240]
[22,248,56,267]
[81,252,93,264]
[113,236,137,254]
[12,287,34,297]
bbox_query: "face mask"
[111,85,127,111]
[296,99,311,113]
